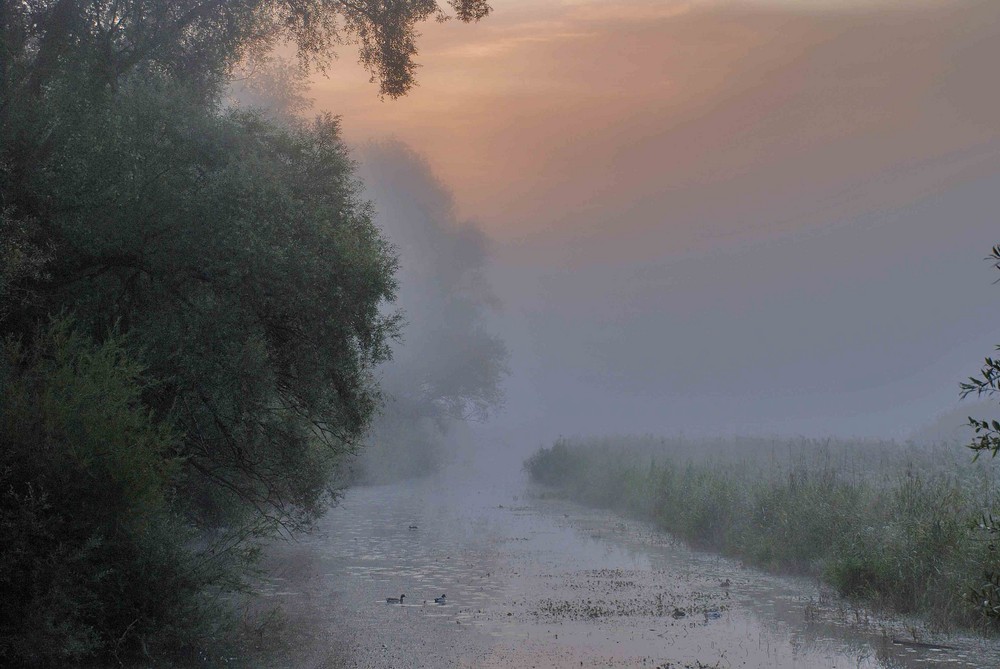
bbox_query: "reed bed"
[524,435,1000,630]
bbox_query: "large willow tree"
[0,1,490,664]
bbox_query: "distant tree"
[228,55,316,122]
[353,142,507,482]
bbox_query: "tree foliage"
[1,0,490,99]
[961,246,1000,460]
[0,319,211,665]
[4,70,400,531]
[960,245,1000,620]
[0,0,492,663]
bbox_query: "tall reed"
[524,435,1000,629]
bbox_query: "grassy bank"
[524,436,1000,630]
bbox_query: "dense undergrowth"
[525,435,1000,631]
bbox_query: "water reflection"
[262,469,1000,668]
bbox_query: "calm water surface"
[260,459,1000,668]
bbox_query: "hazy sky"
[310,0,1000,442]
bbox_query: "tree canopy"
[0,0,492,663]
[2,0,490,98]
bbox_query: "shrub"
[0,319,218,666]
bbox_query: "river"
[255,454,1000,668]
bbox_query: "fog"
[351,141,508,482]
[171,2,1000,666]
[350,140,1000,452]
[239,2,1000,662]
[311,0,1000,451]
[13,2,1000,666]
[485,174,1000,446]
[259,3,1000,661]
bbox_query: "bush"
[0,320,219,666]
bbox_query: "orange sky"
[310,0,1000,266]
[301,1,1000,438]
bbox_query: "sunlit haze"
[313,0,1000,441]
[10,2,1000,664]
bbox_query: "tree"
[0,0,493,662]
[0,65,399,666]
[3,73,400,530]
[960,244,1000,620]
[352,141,508,482]
[0,319,208,665]
[1,0,491,99]
[0,0,493,528]
[961,246,1000,459]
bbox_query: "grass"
[524,435,1000,631]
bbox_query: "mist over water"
[343,127,1000,551]
[477,176,1000,445]
[10,2,1000,667]
[313,0,1000,446]
[265,440,1000,669]
[228,1,1000,664]
[356,143,1000,449]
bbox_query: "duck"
[720,578,731,588]
[386,594,405,604]
[671,607,686,619]
[434,594,447,604]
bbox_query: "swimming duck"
[671,607,686,619]
[434,594,447,604]
[386,594,405,604]
[720,578,731,588]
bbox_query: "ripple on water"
[260,475,1000,669]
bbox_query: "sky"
[309,0,1000,443]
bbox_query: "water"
[258,459,1000,668]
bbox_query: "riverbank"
[524,436,1000,632]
